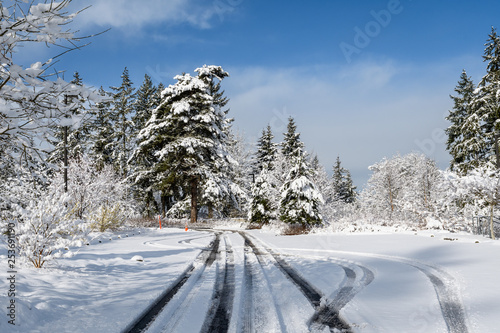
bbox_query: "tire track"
[201,234,236,333]
[124,234,220,333]
[241,237,287,333]
[309,261,374,332]
[239,232,353,333]
[241,242,254,333]
[323,249,470,333]
[410,264,469,333]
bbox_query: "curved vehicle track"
[409,263,469,333]
[125,229,466,333]
[239,232,375,333]
[311,248,471,333]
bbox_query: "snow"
[1,226,499,332]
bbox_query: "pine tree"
[248,164,278,224]
[48,72,89,163]
[255,125,278,172]
[90,87,114,168]
[127,74,160,216]
[445,70,480,174]
[110,67,136,176]
[132,74,157,137]
[218,130,252,218]
[139,65,233,222]
[280,155,323,225]
[332,156,357,203]
[475,27,500,168]
[281,117,305,159]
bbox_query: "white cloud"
[72,0,219,30]
[225,59,470,187]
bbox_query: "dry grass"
[282,224,310,235]
[247,222,263,230]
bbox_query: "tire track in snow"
[240,232,353,333]
[201,234,236,333]
[241,241,254,333]
[240,237,287,333]
[409,264,469,333]
[124,233,220,333]
[320,249,470,333]
[309,261,374,332]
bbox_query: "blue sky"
[34,0,500,188]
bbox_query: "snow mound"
[131,255,144,262]
[426,217,443,229]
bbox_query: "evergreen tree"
[110,67,136,176]
[255,125,278,172]
[128,74,160,216]
[474,27,500,168]
[280,155,323,225]
[48,72,88,163]
[332,156,357,203]
[219,130,252,218]
[132,74,157,137]
[248,164,278,224]
[445,70,481,174]
[90,87,114,168]
[281,117,304,159]
[139,65,233,222]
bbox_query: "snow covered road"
[1,227,499,332]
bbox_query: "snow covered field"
[1,226,499,332]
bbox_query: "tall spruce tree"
[255,125,278,172]
[248,163,278,224]
[49,72,88,163]
[139,65,233,222]
[281,117,304,159]
[90,87,114,168]
[132,74,157,137]
[128,74,160,216]
[475,27,500,168]
[110,67,136,176]
[280,154,323,225]
[445,70,480,174]
[332,156,357,204]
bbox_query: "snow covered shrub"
[15,184,83,268]
[361,153,443,227]
[53,156,137,230]
[444,163,500,238]
[166,198,191,219]
[90,204,123,232]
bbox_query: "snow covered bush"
[443,163,500,238]
[15,182,83,268]
[90,204,124,232]
[55,156,137,230]
[361,153,444,226]
[166,198,191,219]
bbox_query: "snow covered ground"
[1,226,499,332]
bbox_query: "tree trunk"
[208,205,214,219]
[495,131,500,169]
[161,192,167,217]
[490,202,496,240]
[190,177,198,223]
